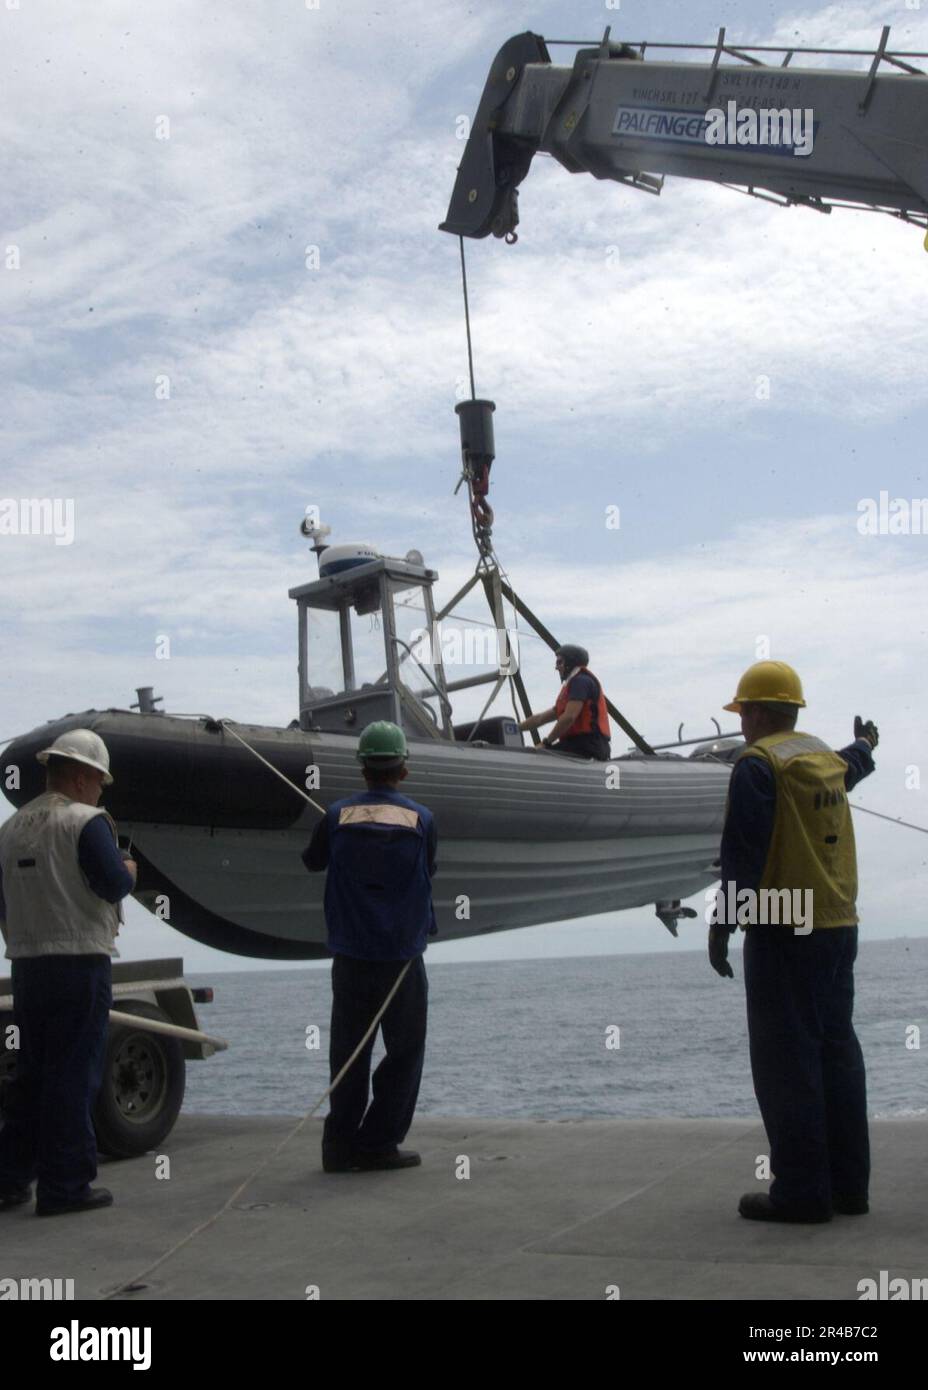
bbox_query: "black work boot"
[738,1192,831,1224]
[356,1149,421,1171]
[322,1146,361,1174]
[36,1186,114,1217]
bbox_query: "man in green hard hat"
[302,721,437,1173]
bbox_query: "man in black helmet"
[518,645,611,761]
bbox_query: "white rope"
[688,753,928,835]
[851,802,928,834]
[219,718,327,816]
[104,958,412,1299]
[103,718,411,1298]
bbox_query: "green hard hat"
[357,721,408,765]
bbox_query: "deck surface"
[1,1116,924,1301]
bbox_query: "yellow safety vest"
[736,731,858,929]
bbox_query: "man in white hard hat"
[0,729,136,1216]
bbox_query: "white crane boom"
[441,27,928,241]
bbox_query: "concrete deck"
[1,1116,924,1300]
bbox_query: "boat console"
[289,550,455,743]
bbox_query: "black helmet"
[555,644,589,670]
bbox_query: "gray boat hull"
[2,711,730,958]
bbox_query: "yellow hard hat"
[724,661,806,713]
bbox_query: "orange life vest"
[555,667,610,738]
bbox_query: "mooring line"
[101,717,409,1299]
[218,718,327,816]
[851,803,928,834]
[103,960,411,1300]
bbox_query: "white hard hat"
[36,729,113,785]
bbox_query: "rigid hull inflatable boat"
[4,709,732,959]
[2,537,734,959]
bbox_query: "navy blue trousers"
[323,953,427,1156]
[0,954,111,1204]
[744,925,869,1213]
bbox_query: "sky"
[2,0,927,974]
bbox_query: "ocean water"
[184,937,927,1121]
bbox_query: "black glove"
[854,715,879,749]
[708,924,734,979]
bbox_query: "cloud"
[5,0,927,507]
[756,0,927,53]
[2,0,926,969]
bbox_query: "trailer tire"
[94,1002,186,1159]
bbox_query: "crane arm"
[441,27,928,240]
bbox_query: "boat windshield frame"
[289,556,455,742]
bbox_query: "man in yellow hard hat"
[708,661,878,1224]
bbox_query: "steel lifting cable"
[103,718,413,1299]
[456,235,495,557]
[458,235,477,403]
[456,238,523,726]
[454,246,928,809]
[485,544,525,727]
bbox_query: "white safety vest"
[0,791,123,959]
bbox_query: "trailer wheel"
[93,1002,186,1159]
